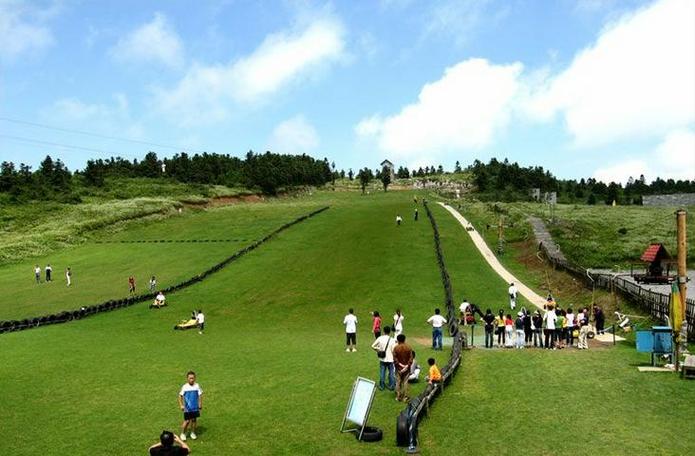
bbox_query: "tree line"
[467,158,695,204]
[1,151,333,202]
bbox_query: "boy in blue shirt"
[178,371,203,441]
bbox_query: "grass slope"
[1,191,452,455]
[0,200,321,320]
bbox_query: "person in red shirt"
[372,311,382,338]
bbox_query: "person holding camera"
[149,430,190,455]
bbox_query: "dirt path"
[438,202,547,310]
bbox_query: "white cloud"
[154,17,345,126]
[525,0,695,146]
[0,0,54,61]
[111,12,184,68]
[592,129,695,183]
[355,58,523,165]
[267,115,320,154]
[421,0,506,48]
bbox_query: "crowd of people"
[477,296,602,350]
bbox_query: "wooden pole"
[675,209,687,372]
[676,210,687,306]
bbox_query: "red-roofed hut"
[632,243,676,284]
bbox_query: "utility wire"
[0,116,208,154]
[1,133,129,157]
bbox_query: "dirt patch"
[412,337,431,346]
[209,194,264,206]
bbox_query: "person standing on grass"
[556,310,566,349]
[515,312,525,349]
[65,267,72,287]
[393,334,414,402]
[45,264,52,282]
[504,314,514,348]
[396,215,403,226]
[34,265,41,283]
[343,308,358,352]
[414,208,419,221]
[544,305,557,349]
[149,430,190,455]
[459,298,470,325]
[532,310,544,348]
[196,310,205,334]
[594,306,605,335]
[427,308,447,351]
[426,358,442,385]
[496,310,506,347]
[149,275,157,292]
[482,309,495,348]
[371,326,395,391]
[128,276,136,294]
[393,309,404,337]
[508,282,518,309]
[372,311,382,339]
[523,309,533,346]
[565,308,576,347]
[178,371,203,441]
[577,308,590,349]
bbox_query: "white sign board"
[342,377,376,429]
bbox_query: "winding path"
[438,202,547,310]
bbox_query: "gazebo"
[632,243,676,284]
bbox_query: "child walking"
[178,371,203,441]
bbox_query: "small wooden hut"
[632,243,676,284]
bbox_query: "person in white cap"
[514,311,525,348]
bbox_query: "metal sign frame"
[340,377,377,440]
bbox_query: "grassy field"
[444,199,695,269]
[2,190,694,455]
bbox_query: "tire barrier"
[533,220,694,340]
[0,206,330,335]
[396,201,466,451]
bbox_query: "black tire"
[587,331,595,339]
[356,426,383,442]
[396,411,410,446]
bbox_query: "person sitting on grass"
[151,291,167,308]
[426,358,442,385]
[149,430,190,455]
[408,350,421,383]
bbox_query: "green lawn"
[2,190,694,455]
[0,200,322,320]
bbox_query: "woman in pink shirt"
[372,311,382,339]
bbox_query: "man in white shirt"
[508,282,518,309]
[544,306,557,349]
[196,310,205,334]
[427,308,448,351]
[34,265,41,284]
[371,326,395,390]
[343,309,358,352]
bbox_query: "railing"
[396,201,465,451]
[0,207,330,335]
[536,230,694,340]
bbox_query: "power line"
[0,116,208,154]
[1,133,123,156]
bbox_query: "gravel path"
[438,203,547,310]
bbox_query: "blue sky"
[1,0,693,183]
